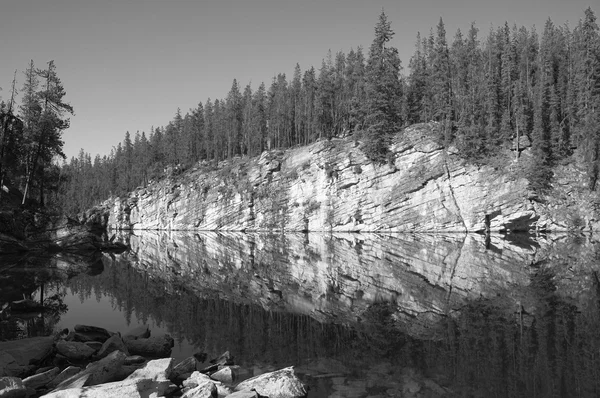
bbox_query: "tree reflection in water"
[4,232,600,397]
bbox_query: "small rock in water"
[73,324,112,338]
[123,324,150,340]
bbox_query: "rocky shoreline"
[0,323,307,398]
[0,206,126,255]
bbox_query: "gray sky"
[0,0,595,160]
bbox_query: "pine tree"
[21,60,73,206]
[362,10,403,162]
[431,18,454,145]
[226,79,243,158]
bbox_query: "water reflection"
[2,232,600,396]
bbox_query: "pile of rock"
[0,324,307,397]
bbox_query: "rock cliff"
[91,123,593,232]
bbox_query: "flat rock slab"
[227,390,259,398]
[235,366,307,398]
[55,341,96,361]
[181,381,217,398]
[73,325,112,339]
[44,357,175,398]
[51,350,127,392]
[22,366,60,389]
[210,366,236,384]
[47,366,82,389]
[124,334,174,357]
[0,336,54,376]
[70,331,110,343]
[171,356,197,380]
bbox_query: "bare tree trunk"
[0,71,18,199]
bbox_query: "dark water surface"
[2,231,600,397]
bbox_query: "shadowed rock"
[0,336,54,377]
[0,376,27,398]
[22,366,60,389]
[124,334,174,357]
[55,341,96,361]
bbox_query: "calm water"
[2,231,600,397]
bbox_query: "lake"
[1,231,599,397]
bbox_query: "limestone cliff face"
[98,123,546,232]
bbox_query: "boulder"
[181,381,217,398]
[50,350,127,391]
[0,336,54,377]
[0,376,27,398]
[73,324,112,339]
[227,390,259,398]
[22,366,59,389]
[46,366,82,389]
[125,357,173,381]
[55,341,96,361]
[123,324,150,340]
[97,334,129,358]
[114,364,147,381]
[171,356,198,381]
[210,350,233,366]
[234,366,307,398]
[181,371,218,398]
[124,355,146,365]
[84,341,103,352]
[124,334,174,357]
[0,352,22,378]
[182,371,213,390]
[43,357,176,398]
[69,331,109,343]
[210,365,237,384]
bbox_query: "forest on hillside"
[1,8,599,216]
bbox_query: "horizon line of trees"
[2,8,598,216]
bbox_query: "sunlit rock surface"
[98,123,548,232]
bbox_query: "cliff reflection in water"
[70,232,600,396]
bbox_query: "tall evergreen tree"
[362,10,403,162]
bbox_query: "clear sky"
[0,0,595,160]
